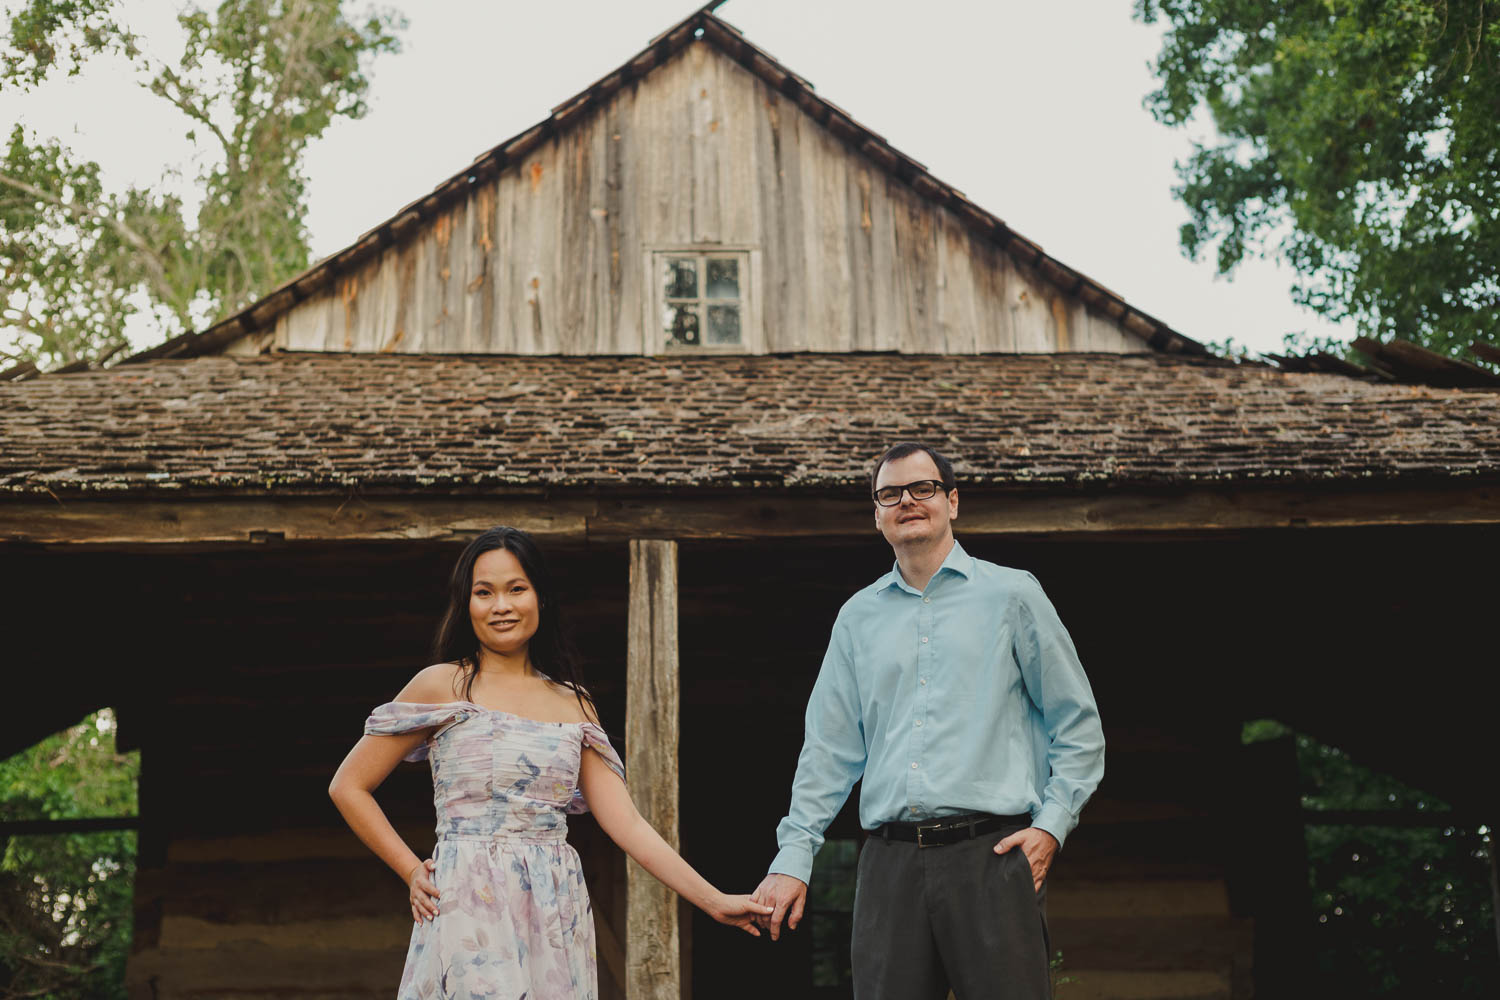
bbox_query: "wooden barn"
[3,8,1498,999]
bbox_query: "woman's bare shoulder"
[393,662,466,704]
[545,679,600,725]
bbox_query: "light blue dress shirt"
[769,540,1105,884]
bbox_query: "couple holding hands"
[330,441,1105,1000]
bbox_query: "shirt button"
[921,636,929,643]
[910,806,919,813]
[923,597,931,604]
[915,720,923,727]
[919,678,927,686]
[911,762,918,769]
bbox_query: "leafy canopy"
[0,0,403,369]
[1136,0,1500,360]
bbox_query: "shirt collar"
[881,538,973,595]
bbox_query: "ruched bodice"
[363,701,625,1000]
[366,701,624,843]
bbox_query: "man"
[752,442,1105,999]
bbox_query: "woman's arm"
[328,666,457,922]
[328,731,427,878]
[578,748,771,934]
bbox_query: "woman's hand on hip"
[408,858,440,923]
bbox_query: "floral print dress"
[364,701,625,1000]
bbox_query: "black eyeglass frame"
[872,479,949,507]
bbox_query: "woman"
[330,526,769,999]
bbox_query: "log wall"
[246,41,1144,359]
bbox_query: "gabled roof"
[6,351,1496,496]
[123,6,1206,365]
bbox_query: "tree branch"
[0,171,184,327]
[1,300,52,340]
[153,65,236,171]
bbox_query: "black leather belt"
[878,812,1031,848]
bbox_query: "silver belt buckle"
[915,821,943,848]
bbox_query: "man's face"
[873,452,958,549]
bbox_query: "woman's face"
[469,547,541,656]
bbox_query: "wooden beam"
[1,484,1497,548]
[0,496,597,546]
[0,815,139,836]
[625,539,680,1000]
[1298,810,1485,829]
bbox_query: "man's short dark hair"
[870,442,957,495]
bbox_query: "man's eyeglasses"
[873,479,947,507]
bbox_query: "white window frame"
[644,246,763,356]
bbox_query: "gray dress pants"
[851,822,1052,1000]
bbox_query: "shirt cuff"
[767,845,814,885]
[1031,802,1077,850]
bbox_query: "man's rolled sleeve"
[768,618,866,884]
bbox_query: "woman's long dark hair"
[431,526,595,720]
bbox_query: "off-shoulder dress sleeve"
[364,702,476,762]
[568,722,626,814]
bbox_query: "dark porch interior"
[5,521,1496,999]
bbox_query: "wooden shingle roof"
[3,352,1495,497]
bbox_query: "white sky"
[2,0,1356,356]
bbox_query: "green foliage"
[0,0,404,369]
[1203,335,1255,361]
[1277,330,1358,359]
[1298,738,1496,996]
[0,0,135,90]
[1049,949,1077,993]
[1241,718,1291,743]
[0,710,139,1000]
[808,838,858,988]
[1242,720,1498,995]
[1136,0,1500,361]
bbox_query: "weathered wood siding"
[255,41,1145,357]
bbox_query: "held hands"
[705,892,775,936]
[407,858,440,924]
[749,873,808,941]
[994,827,1058,892]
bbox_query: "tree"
[0,711,139,1000]
[0,0,403,370]
[1135,0,1500,362]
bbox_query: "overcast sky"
[3,0,1356,356]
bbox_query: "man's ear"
[949,486,959,521]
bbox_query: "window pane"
[706,304,741,344]
[663,257,698,299]
[665,304,700,346]
[705,258,739,299]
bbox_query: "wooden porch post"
[625,539,681,1000]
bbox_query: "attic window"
[658,252,748,350]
